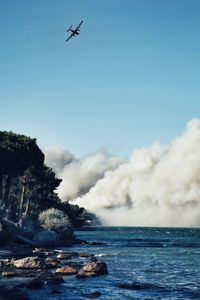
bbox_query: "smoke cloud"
[45,148,123,201]
[45,119,200,227]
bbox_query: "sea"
[28,227,200,300]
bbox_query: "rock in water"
[33,230,61,247]
[56,252,71,259]
[83,261,108,275]
[13,256,44,269]
[77,261,108,278]
[55,266,78,275]
[76,271,98,278]
[1,271,17,277]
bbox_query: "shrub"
[38,208,74,239]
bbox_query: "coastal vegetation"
[0,131,96,246]
[0,131,108,300]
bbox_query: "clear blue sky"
[0,0,200,157]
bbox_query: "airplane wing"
[66,33,74,42]
[75,20,83,31]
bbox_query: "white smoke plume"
[72,119,200,227]
[45,148,123,201]
[45,146,74,174]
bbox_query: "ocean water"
[28,227,200,300]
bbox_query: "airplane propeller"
[66,25,72,32]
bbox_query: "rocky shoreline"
[0,242,108,300]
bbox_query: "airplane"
[66,20,83,43]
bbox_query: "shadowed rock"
[38,270,65,285]
[33,230,61,247]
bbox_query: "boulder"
[33,230,61,247]
[13,256,44,269]
[38,270,65,285]
[0,258,11,268]
[76,271,98,278]
[55,266,78,275]
[1,271,17,277]
[45,257,58,268]
[77,261,108,278]
[83,261,108,275]
[56,252,71,260]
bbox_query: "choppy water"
[28,227,200,300]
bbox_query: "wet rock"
[0,258,12,268]
[38,270,65,285]
[83,261,108,275]
[77,261,108,278]
[90,257,98,263]
[56,252,71,260]
[76,271,98,278]
[79,253,94,258]
[0,285,31,300]
[13,256,44,269]
[116,282,152,290]
[54,250,79,257]
[55,266,78,275]
[45,257,59,268]
[33,247,48,253]
[33,230,61,247]
[1,271,17,277]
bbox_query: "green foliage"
[0,130,95,231]
[0,131,45,209]
[0,218,19,244]
[39,208,74,239]
[0,131,44,175]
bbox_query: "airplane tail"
[66,25,72,32]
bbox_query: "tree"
[0,130,97,227]
[0,131,44,210]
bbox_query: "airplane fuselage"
[70,30,79,35]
